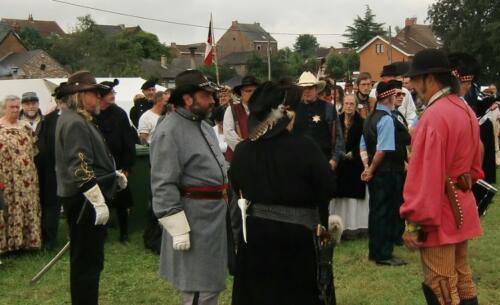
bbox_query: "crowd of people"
[0,47,498,305]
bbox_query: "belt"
[249,203,320,229]
[179,184,228,200]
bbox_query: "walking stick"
[30,200,89,285]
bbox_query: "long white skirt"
[329,186,369,231]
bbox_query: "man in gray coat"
[151,70,228,305]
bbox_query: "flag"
[204,15,214,65]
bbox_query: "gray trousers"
[181,292,219,305]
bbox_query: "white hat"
[297,72,319,87]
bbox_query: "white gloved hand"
[172,233,190,251]
[116,170,128,191]
[83,184,109,225]
[158,211,191,251]
[328,214,344,245]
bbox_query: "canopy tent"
[0,78,166,116]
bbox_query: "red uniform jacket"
[400,94,483,247]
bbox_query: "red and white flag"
[204,15,214,65]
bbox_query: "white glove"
[328,214,344,245]
[116,170,128,191]
[83,184,109,225]
[158,211,191,251]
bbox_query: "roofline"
[356,35,413,57]
[253,40,278,43]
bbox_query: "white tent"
[0,78,166,116]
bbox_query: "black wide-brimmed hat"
[406,49,451,78]
[247,81,294,141]
[52,82,67,99]
[57,71,109,98]
[380,63,399,77]
[99,79,119,96]
[141,79,157,90]
[376,81,398,100]
[233,75,261,96]
[448,52,480,83]
[169,70,217,106]
[393,61,411,76]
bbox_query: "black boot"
[422,283,441,305]
[460,297,478,305]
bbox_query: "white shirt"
[223,103,249,150]
[137,109,160,144]
[370,85,417,127]
[213,125,228,153]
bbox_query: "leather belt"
[179,184,228,200]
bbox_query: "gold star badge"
[312,115,321,123]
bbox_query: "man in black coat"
[129,79,156,128]
[96,79,136,242]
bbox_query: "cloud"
[3,0,436,48]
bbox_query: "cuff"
[158,211,191,236]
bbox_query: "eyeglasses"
[396,92,406,97]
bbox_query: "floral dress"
[0,121,41,253]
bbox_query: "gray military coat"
[150,107,228,292]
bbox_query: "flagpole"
[211,13,221,85]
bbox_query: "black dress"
[335,112,365,199]
[230,131,336,305]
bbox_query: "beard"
[191,99,213,119]
[24,110,39,119]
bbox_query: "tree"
[428,0,500,82]
[18,27,52,50]
[112,30,171,61]
[246,52,295,81]
[342,5,386,49]
[293,34,319,58]
[325,51,360,80]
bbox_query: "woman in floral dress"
[0,95,41,254]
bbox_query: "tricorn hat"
[99,79,119,96]
[233,75,261,96]
[169,70,217,106]
[247,81,295,141]
[448,52,480,83]
[406,49,451,78]
[141,79,157,90]
[57,71,109,98]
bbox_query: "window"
[375,44,385,54]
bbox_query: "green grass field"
[1,193,499,305]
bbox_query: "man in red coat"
[400,49,483,305]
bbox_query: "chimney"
[188,47,197,69]
[405,17,417,27]
[232,21,238,27]
[28,14,34,22]
[254,22,260,27]
[160,55,167,68]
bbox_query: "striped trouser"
[420,241,477,305]
[181,291,219,305]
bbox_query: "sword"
[30,199,89,285]
[237,191,250,243]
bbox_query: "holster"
[444,173,471,229]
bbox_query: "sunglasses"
[396,92,406,97]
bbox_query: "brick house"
[0,22,27,59]
[216,21,277,76]
[357,18,441,81]
[2,14,65,37]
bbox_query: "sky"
[1,0,437,48]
